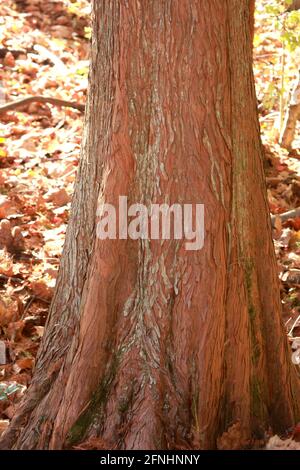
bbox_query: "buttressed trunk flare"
[1,0,300,450]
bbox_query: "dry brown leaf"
[0,220,25,253]
[0,197,18,219]
[217,422,249,450]
[0,299,17,328]
[51,25,73,39]
[3,51,15,67]
[266,435,300,450]
[29,280,54,300]
[14,357,34,372]
[5,320,25,342]
[44,188,70,207]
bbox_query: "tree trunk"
[1,0,300,450]
[286,0,300,12]
[250,0,255,44]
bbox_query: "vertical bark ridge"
[223,0,300,442]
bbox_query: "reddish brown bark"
[250,0,255,44]
[1,0,300,450]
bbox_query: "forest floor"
[0,0,300,449]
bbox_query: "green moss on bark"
[66,351,121,447]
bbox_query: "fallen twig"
[0,96,85,114]
[33,44,68,74]
[288,314,300,336]
[0,273,23,284]
[271,207,300,227]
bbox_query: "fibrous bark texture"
[286,0,300,12]
[1,0,300,450]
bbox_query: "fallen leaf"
[13,357,34,373]
[266,435,300,450]
[0,197,18,219]
[217,422,249,450]
[29,280,54,300]
[5,320,25,342]
[44,188,70,207]
[3,51,15,67]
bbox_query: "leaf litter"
[0,0,89,432]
